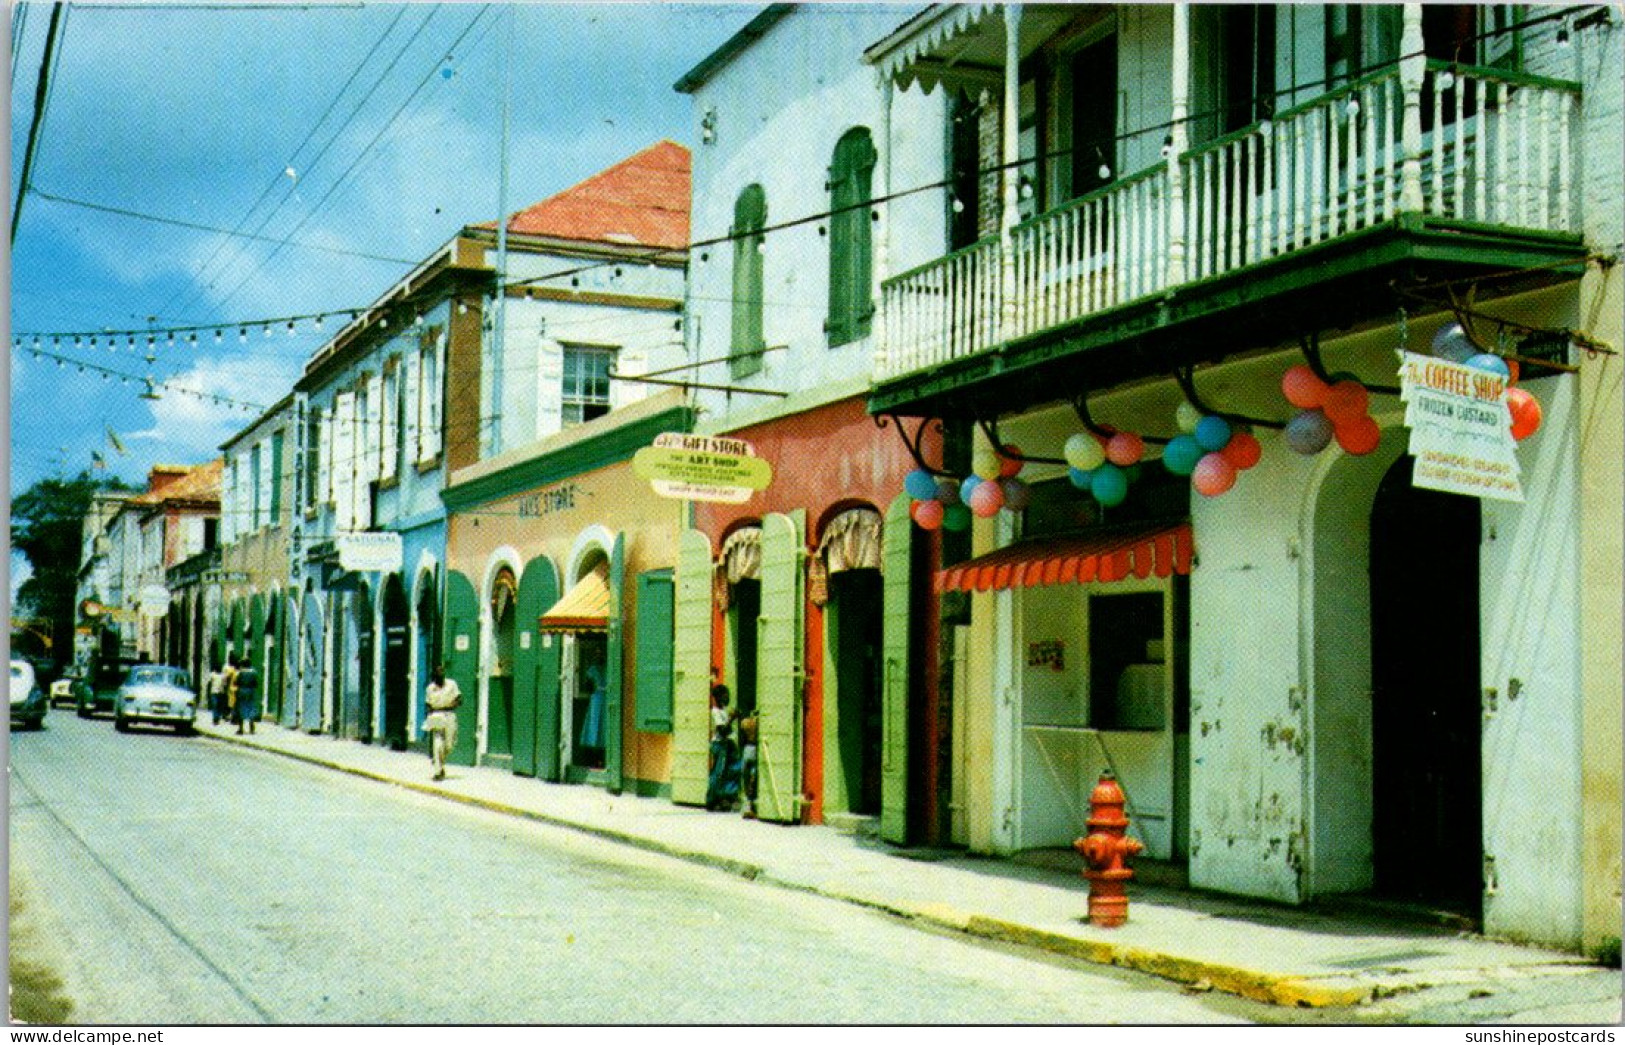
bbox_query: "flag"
[106,426,127,456]
[90,451,107,470]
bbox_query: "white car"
[10,660,48,730]
[113,665,198,734]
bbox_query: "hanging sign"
[335,532,404,572]
[634,433,773,504]
[1397,351,1523,503]
[138,585,172,619]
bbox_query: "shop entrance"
[563,632,608,775]
[381,574,410,750]
[1369,456,1482,917]
[486,568,517,762]
[828,569,883,816]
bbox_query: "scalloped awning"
[936,521,1194,593]
[863,4,1077,94]
[539,564,610,633]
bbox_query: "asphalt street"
[8,713,1261,1025]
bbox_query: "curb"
[199,729,1365,1009]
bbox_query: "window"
[269,430,283,522]
[380,360,399,482]
[304,408,321,513]
[730,184,767,378]
[417,327,443,463]
[1088,591,1166,730]
[826,127,877,347]
[249,442,262,530]
[561,343,615,426]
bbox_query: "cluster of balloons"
[1063,430,1144,507]
[1280,365,1381,457]
[1434,324,1543,442]
[904,445,1032,531]
[1161,402,1263,497]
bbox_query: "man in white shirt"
[424,663,461,781]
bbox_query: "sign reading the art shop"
[1398,351,1523,503]
[634,433,773,504]
[335,532,404,573]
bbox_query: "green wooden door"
[443,570,480,766]
[634,570,675,734]
[670,529,713,806]
[881,493,913,844]
[513,555,558,778]
[756,510,805,824]
[605,532,626,794]
[249,596,266,673]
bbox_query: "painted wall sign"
[634,434,773,504]
[517,483,579,518]
[336,532,405,572]
[1398,350,1523,503]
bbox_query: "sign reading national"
[634,433,774,503]
[1398,350,1523,503]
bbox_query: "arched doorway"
[414,569,440,742]
[347,584,374,742]
[485,566,518,763]
[381,574,411,750]
[819,508,885,818]
[546,555,610,780]
[1370,455,1482,917]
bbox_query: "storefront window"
[1088,591,1166,730]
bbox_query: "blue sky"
[8,2,764,496]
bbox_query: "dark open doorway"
[830,569,883,816]
[382,575,410,750]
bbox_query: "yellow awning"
[538,564,610,633]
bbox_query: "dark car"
[10,659,48,730]
[78,656,139,718]
[49,672,86,708]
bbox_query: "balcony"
[873,62,1585,413]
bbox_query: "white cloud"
[126,351,299,460]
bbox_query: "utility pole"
[12,2,65,247]
[489,4,515,457]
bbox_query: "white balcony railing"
[876,62,1581,384]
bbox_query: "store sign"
[335,532,403,573]
[138,585,171,619]
[1398,351,1523,503]
[633,433,773,504]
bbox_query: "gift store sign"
[634,433,773,504]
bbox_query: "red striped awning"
[936,521,1194,593]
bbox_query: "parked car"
[49,672,86,708]
[78,655,137,718]
[113,665,198,734]
[10,659,48,730]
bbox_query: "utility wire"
[12,1,65,247]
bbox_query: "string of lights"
[20,343,270,413]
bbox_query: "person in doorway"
[424,664,461,781]
[205,660,230,725]
[705,684,740,811]
[232,655,261,735]
[738,708,759,819]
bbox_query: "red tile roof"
[131,459,222,507]
[494,140,690,250]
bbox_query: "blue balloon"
[1068,466,1094,489]
[1091,463,1129,507]
[1431,323,1477,363]
[1195,415,1233,452]
[1285,408,1334,455]
[1162,434,1202,476]
[904,469,938,501]
[960,474,983,504]
[1466,353,1511,379]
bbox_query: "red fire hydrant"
[1074,771,1144,928]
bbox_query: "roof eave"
[673,3,795,94]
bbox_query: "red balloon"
[1192,453,1237,496]
[1321,379,1370,423]
[1334,414,1382,456]
[1506,359,1520,386]
[911,498,944,530]
[1220,431,1263,470]
[1281,365,1328,409]
[998,444,1025,479]
[968,480,1005,518]
[1507,387,1543,441]
[1105,431,1145,466]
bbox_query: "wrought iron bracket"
[1071,393,1173,445]
[875,412,953,477]
[1298,332,1401,397]
[974,417,1068,466]
[1175,366,1287,430]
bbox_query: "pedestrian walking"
[424,664,461,781]
[705,683,741,811]
[205,661,229,725]
[221,655,239,727]
[232,655,261,735]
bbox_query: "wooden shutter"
[605,531,626,793]
[611,349,647,412]
[536,338,564,438]
[756,510,805,824]
[634,570,675,733]
[269,431,284,522]
[443,570,479,766]
[827,130,876,346]
[881,493,913,844]
[513,554,558,778]
[731,184,767,378]
[670,529,713,806]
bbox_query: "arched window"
[731,184,767,378]
[826,127,876,347]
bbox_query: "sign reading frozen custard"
[634,432,773,503]
[1398,350,1522,503]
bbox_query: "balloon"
[1334,414,1382,456]
[1285,409,1334,455]
[1091,463,1129,507]
[942,504,971,532]
[1161,434,1203,475]
[1321,379,1370,423]
[960,474,983,504]
[1281,365,1328,409]
[968,479,1005,517]
[1174,401,1204,433]
[1064,432,1106,471]
[934,477,962,504]
[911,498,944,530]
[1106,431,1145,466]
[1506,358,1520,385]
[999,477,1031,511]
[1466,353,1512,379]
[972,449,1001,480]
[1192,453,1237,496]
[1507,387,1543,441]
[1431,323,1478,363]
[998,444,1025,479]
[1195,414,1233,452]
[904,469,938,501]
[1221,430,1263,470]
[1067,466,1095,489]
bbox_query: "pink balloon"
[1105,431,1145,467]
[1192,453,1237,497]
[1281,365,1328,409]
[1220,431,1263,470]
[1334,415,1382,456]
[998,444,1025,479]
[1321,380,1370,423]
[911,499,944,530]
[968,480,1005,518]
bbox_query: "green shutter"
[670,529,714,806]
[443,570,480,766]
[249,596,266,675]
[269,431,284,520]
[605,532,626,794]
[827,129,876,346]
[881,493,913,844]
[756,510,805,824]
[634,570,675,733]
[513,555,558,778]
[731,184,767,379]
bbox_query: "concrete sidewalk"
[195,718,1617,1016]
